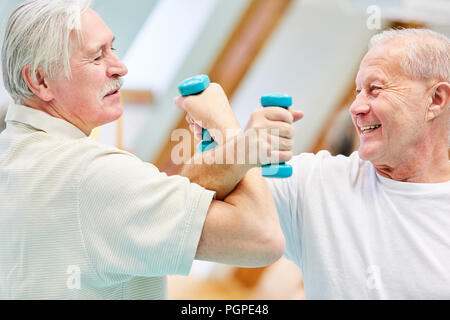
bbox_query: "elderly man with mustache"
[0,0,303,299]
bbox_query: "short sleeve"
[78,147,215,284]
[266,152,327,268]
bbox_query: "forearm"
[195,167,285,267]
[176,83,300,199]
[181,130,254,200]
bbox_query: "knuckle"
[285,110,294,123]
[210,82,221,90]
[281,151,293,162]
[285,126,295,138]
[283,138,293,150]
[184,98,194,112]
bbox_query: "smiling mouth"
[360,124,381,133]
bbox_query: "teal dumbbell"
[260,93,293,178]
[178,74,218,152]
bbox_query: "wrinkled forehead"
[356,42,406,85]
[69,8,113,54]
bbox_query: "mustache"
[100,77,124,98]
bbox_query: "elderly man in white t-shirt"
[181,29,450,299]
[0,0,304,299]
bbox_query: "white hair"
[1,0,92,104]
[369,28,450,82]
[369,28,450,147]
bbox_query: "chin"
[94,108,123,128]
[112,105,123,119]
[106,103,123,119]
[357,143,383,162]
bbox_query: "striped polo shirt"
[0,104,214,299]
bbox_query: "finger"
[187,113,199,126]
[186,114,194,125]
[270,136,294,151]
[263,107,294,124]
[174,95,186,111]
[265,121,295,139]
[194,123,203,140]
[268,150,293,164]
[262,134,293,152]
[289,109,304,122]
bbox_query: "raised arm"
[174,83,303,199]
[174,83,302,266]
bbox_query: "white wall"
[231,0,450,154]
[231,0,383,154]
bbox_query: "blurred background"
[0,0,449,299]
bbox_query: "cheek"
[378,97,427,146]
[73,81,106,110]
[369,95,391,127]
[70,65,105,94]
[53,84,82,106]
[56,82,101,116]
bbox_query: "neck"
[22,99,92,136]
[374,139,450,183]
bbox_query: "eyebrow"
[356,73,386,87]
[86,36,116,55]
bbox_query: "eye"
[370,85,382,93]
[355,88,361,95]
[93,47,116,62]
[93,51,103,61]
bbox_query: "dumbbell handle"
[260,93,293,178]
[178,75,217,152]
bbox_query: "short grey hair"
[369,28,450,83]
[1,0,92,104]
[369,28,450,147]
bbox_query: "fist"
[244,106,303,166]
[174,83,241,142]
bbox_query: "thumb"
[290,109,304,123]
[174,95,186,111]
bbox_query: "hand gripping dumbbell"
[260,93,293,178]
[178,75,292,178]
[178,74,218,152]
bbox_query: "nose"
[107,53,128,78]
[349,94,370,116]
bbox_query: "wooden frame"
[153,0,293,175]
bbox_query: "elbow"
[262,228,286,266]
[237,224,286,268]
[242,206,286,267]
[250,226,285,267]
[275,232,287,262]
[256,204,286,266]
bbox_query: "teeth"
[361,124,381,131]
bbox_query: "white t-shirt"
[267,150,450,299]
[0,104,215,299]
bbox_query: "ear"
[426,82,450,121]
[21,64,54,102]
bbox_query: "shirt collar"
[5,104,87,139]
